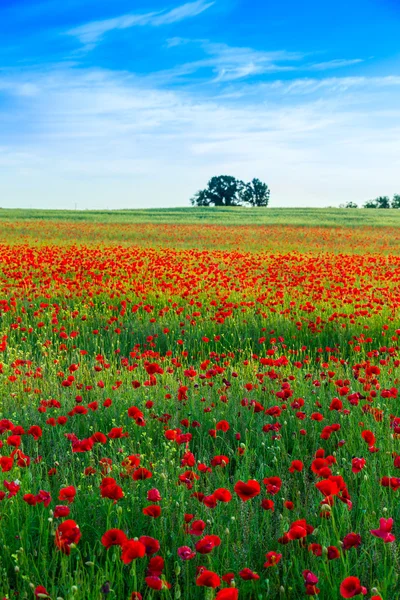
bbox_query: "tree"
[364,196,391,209]
[191,175,270,207]
[239,178,270,207]
[391,194,400,209]
[339,201,358,208]
[190,175,243,207]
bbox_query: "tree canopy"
[364,195,399,209]
[191,175,270,207]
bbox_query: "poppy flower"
[289,460,303,473]
[196,569,221,588]
[139,536,160,555]
[216,590,239,600]
[58,486,76,504]
[214,488,232,502]
[142,505,161,518]
[120,540,146,564]
[264,551,282,567]
[234,480,261,501]
[342,533,361,550]
[239,568,259,580]
[34,586,51,598]
[54,505,70,518]
[263,476,282,495]
[178,546,196,560]
[195,535,221,554]
[351,457,366,473]
[339,576,367,598]
[101,529,128,548]
[55,520,81,555]
[370,518,396,543]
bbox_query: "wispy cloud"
[1,66,400,209]
[153,40,304,83]
[309,58,364,70]
[67,1,214,47]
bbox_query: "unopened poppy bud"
[225,528,230,535]
[279,586,285,595]
[71,586,78,594]
[15,566,20,573]
[175,563,181,575]
[85,561,95,566]
[117,505,123,514]
[57,597,65,600]
[174,585,181,599]
[48,518,53,523]
[320,503,331,512]
[371,589,379,595]
[383,507,388,513]
[313,528,318,535]
[322,546,328,556]
[29,583,35,589]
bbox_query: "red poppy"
[195,535,221,554]
[101,529,128,548]
[215,590,239,600]
[339,576,367,598]
[234,480,261,501]
[196,569,221,588]
[120,540,146,564]
[58,486,76,504]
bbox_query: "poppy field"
[1,214,400,600]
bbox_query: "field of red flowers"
[1,219,400,600]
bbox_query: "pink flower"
[370,518,396,543]
[177,546,196,560]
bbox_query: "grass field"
[2,206,400,228]
[0,208,399,600]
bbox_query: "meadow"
[1,208,400,600]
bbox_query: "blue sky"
[1,0,399,209]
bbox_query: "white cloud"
[67,1,214,46]
[309,58,364,70]
[1,66,400,209]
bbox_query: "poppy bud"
[279,586,285,595]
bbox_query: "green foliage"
[339,201,358,208]
[364,196,391,209]
[239,178,270,207]
[391,194,400,209]
[191,175,243,206]
[191,175,270,207]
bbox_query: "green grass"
[2,206,400,227]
